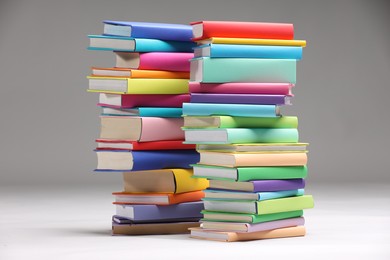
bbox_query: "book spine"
[138,107,183,118]
[114,94,190,108]
[140,117,184,142]
[192,58,296,84]
[172,169,209,193]
[251,179,305,192]
[189,82,293,95]
[226,128,299,143]
[131,24,193,41]
[230,226,306,242]
[237,166,308,181]
[182,103,279,117]
[207,37,307,47]
[219,116,298,128]
[258,189,305,201]
[204,44,302,59]
[246,217,305,232]
[234,153,308,166]
[127,79,189,94]
[191,93,290,105]
[131,140,195,150]
[131,150,200,171]
[256,195,314,214]
[138,52,194,71]
[134,38,195,52]
[130,70,190,79]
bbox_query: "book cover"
[194,44,302,59]
[193,165,308,181]
[182,103,279,117]
[189,226,306,242]
[91,67,190,79]
[184,128,299,144]
[190,93,291,105]
[88,77,189,94]
[198,152,308,167]
[99,116,184,142]
[98,93,190,108]
[191,21,294,41]
[122,169,208,194]
[189,82,294,95]
[96,139,195,150]
[196,37,306,47]
[112,221,200,235]
[88,35,195,52]
[101,107,183,118]
[95,150,200,171]
[208,179,305,192]
[190,57,296,83]
[115,201,204,222]
[201,210,303,223]
[201,217,305,232]
[115,52,193,72]
[204,189,304,201]
[113,190,205,205]
[103,20,193,41]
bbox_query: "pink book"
[115,52,194,72]
[98,93,190,108]
[189,82,294,95]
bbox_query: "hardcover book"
[182,103,280,117]
[91,67,189,79]
[113,190,205,205]
[190,57,296,83]
[190,93,291,105]
[195,143,307,152]
[208,179,305,192]
[113,221,200,235]
[195,37,306,47]
[204,189,304,201]
[189,82,294,95]
[101,107,183,118]
[201,210,303,223]
[96,139,195,150]
[103,20,193,41]
[98,93,190,108]
[115,52,193,72]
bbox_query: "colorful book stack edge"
[183,20,314,242]
[87,20,209,235]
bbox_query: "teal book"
[101,107,183,118]
[201,210,304,223]
[204,189,305,201]
[193,165,308,181]
[184,128,299,144]
[88,35,195,52]
[190,57,296,83]
[182,103,279,117]
[194,44,303,60]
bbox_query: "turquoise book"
[182,103,279,117]
[184,128,299,144]
[101,107,183,118]
[88,35,195,52]
[204,189,305,201]
[194,44,303,60]
[190,57,296,83]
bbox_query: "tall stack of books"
[87,21,208,235]
[183,21,314,242]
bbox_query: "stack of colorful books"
[183,21,314,242]
[87,21,208,235]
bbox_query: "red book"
[98,93,190,108]
[96,139,195,150]
[191,21,294,41]
[189,82,293,95]
[113,191,205,205]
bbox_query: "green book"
[203,195,314,214]
[183,115,298,129]
[190,57,296,83]
[201,210,304,223]
[193,164,308,181]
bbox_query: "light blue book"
[88,35,195,52]
[101,107,183,118]
[184,128,299,144]
[190,57,296,83]
[204,189,305,201]
[194,44,303,60]
[182,103,279,117]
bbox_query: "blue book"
[88,35,195,52]
[204,189,305,201]
[182,103,279,117]
[113,201,204,223]
[103,20,193,41]
[194,44,303,59]
[101,107,183,118]
[95,150,200,172]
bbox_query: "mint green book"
[183,116,298,129]
[184,128,298,144]
[203,195,314,214]
[201,210,304,223]
[190,57,296,83]
[193,164,308,181]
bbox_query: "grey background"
[0,0,389,187]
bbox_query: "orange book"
[91,67,190,79]
[112,190,205,205]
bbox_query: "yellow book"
[196,37,307,47]
[87,76,189,94]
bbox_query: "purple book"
[190,93,291,105]
[202,217,305,233]
[209,179,305,192]
[115,201,204,222]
